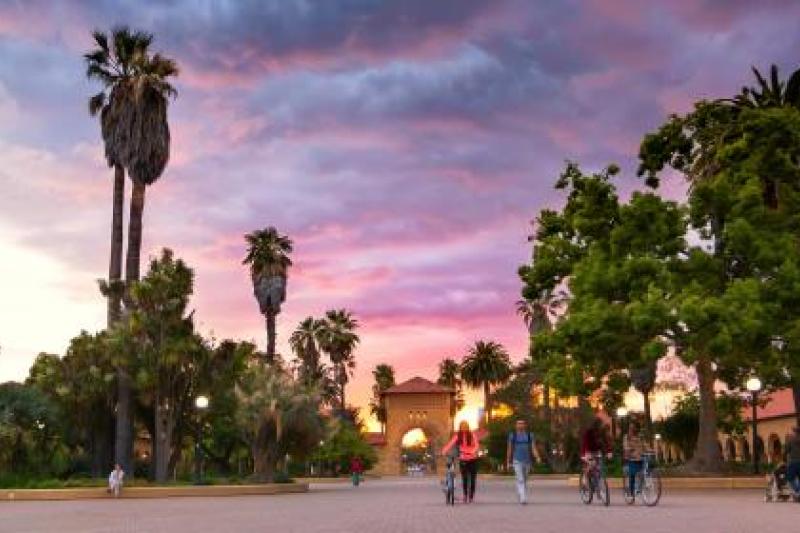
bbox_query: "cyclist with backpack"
[506,418,537,504]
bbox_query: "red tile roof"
[382,377,453,395]
[742,388,796,421]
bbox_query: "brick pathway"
[0,478,796,532]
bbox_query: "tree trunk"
[642,389,653,444]
[543,383,552,464]
[126,179,147,283]
[689,357,722,472]
[154,398,175,482]
[114,371,133,476]
[484,382,491,425]
[115,179,147,476]
[107,164,125,326]
[252,420,279,482]
[265,310,276,364]
[90,411,115,478]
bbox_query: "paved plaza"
[0,478,796,533]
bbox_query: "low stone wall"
[566,476,764,489]
[1,482,308,501]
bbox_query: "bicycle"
[441,456,457,505]
[623,452,662,506]
[579,453,610,506]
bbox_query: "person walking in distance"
[507,418,537,504]
[350,456,364,487]
[108,463,124,498]
[785,426,800,501]
[441,421,480,503]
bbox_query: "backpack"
[509,431,535,462]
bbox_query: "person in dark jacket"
[785,426,800,499]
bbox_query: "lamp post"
[194,395,209,485]
[745,377,762,475]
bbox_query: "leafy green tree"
[193,339,257,475]
[117,248,203,481]
[368,364,395,433]
[316,309,360,416]
[312,420,377,475]
[638,81,800,468]
[437,358,465,414]
[0,382,62,475]
[85,27,179,474]
[461,340,512,424]
[243,227,293,363]
[27,334,116,477]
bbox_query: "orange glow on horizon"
[401,428,428,447]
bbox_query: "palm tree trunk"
[126,179,147,282]
[107,164,125,326]
[114,372,133,476]
[265,310,276,364]
[484,382,491,426]
[115,179,147,476]
[340,366,347,416]
[108,165,130,476]
[689,357,722,472]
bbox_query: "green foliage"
[312,421,377,473]
[0,382,66,476]
[236,363,325,481]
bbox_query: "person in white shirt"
[108,463,125,497]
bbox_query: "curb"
[565,476,765,489]
[1,482,309,501]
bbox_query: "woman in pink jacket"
[441,421,480,503]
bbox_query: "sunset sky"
[1,0,799,429]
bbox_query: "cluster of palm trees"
[240,224,361,418]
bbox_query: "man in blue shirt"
[506,418,537,504]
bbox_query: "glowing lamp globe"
[746,377,762,393]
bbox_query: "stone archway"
[373,377,454,476]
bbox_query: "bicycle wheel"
[641,469,662,507]
[579,472,594,504]
[596,476,610,507]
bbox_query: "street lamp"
[746,377,762,474]
[194,395,209,484]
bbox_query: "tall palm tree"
[85,27,178,475]
[290,317,324,385]
[437,358,465,414]
[730,64,800,110]
[461,340,512,425]
[316,309,359,415]
[243,227,293,363]
[369,364,395,434]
